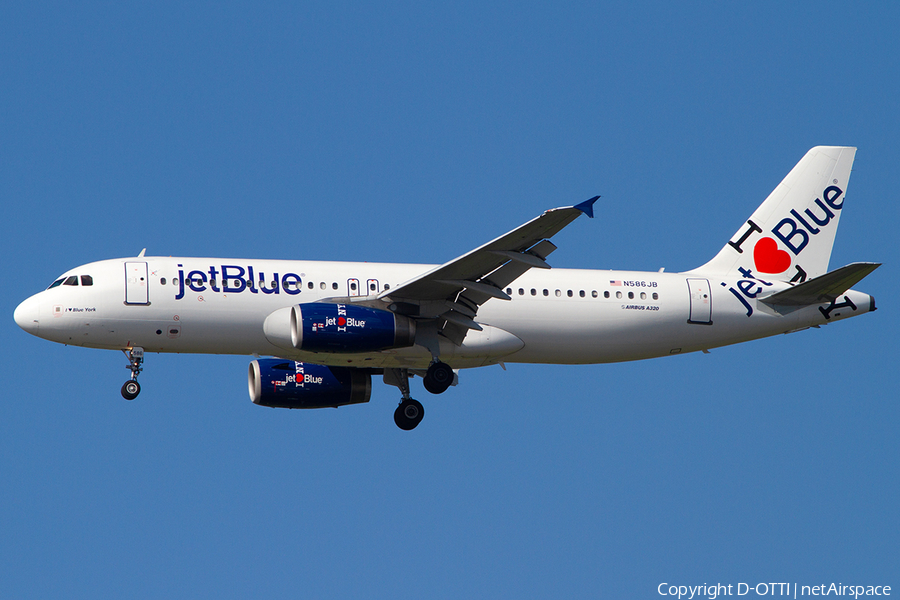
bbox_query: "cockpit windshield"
[47,274,94,289]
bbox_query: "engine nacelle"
[248,359,371,409]
[289,303,415,353]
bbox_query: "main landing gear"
[387,368,424,430]
[423,361,453,395]
[395,398,424,431]
[386,361,455,430]
[121,347,144,400]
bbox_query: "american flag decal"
[610,280,622,286]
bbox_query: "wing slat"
[382,198,597,304]
[376,197,598,346]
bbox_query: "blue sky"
[2,2,897,598]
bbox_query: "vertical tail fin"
[693,146,857,282]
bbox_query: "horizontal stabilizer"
[760,262,881,307]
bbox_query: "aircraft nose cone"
[14,296,40,334]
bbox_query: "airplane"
[14,146,880,430]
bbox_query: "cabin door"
[686,278,712,324]
[125,262,150,305]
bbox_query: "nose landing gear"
[121,347,144,400]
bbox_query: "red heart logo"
[753,237,791,274]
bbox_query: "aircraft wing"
[377,197,598,344]
[760,262,881,307]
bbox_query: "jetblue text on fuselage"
[175,264,302,300]
[721,266,774,317]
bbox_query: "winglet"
[574,196,599,219]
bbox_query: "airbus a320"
[14,146,879,429]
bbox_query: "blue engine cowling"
[249,359,371,409]
[290,303,415,352]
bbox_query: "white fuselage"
[14,256,874,370]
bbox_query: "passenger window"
[531,288,537,296]
[519,288,524,296]
[628,292,634,299]
[48,278,64,289]
[506,288,512,295]
[579,290,585,298]
[604,291,610,298]
[63,276,78,286]
[555,289,561,297]
[653,292,659,300]
[160,277,166,285]
[81,275,93,286]
[640,292,646,300]
[543,289,549,296]
[567,290,573,297]
[333,282,339,290]
[320,282,326,290]
[384,284,390,290]
[616,291,622,299]
[308,282,314,289]
[350,282,357,291]
[592,290,598,298]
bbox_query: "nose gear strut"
[121,347,144,400]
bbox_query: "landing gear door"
[125,262,150,305]
[686,278,712,324]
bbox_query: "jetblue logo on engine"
[313,305,367,333]
[276,363,324,388]
[727,185,844,280]
[324,316,367,328]
[287,373,323,385]
[317,306,367,332]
